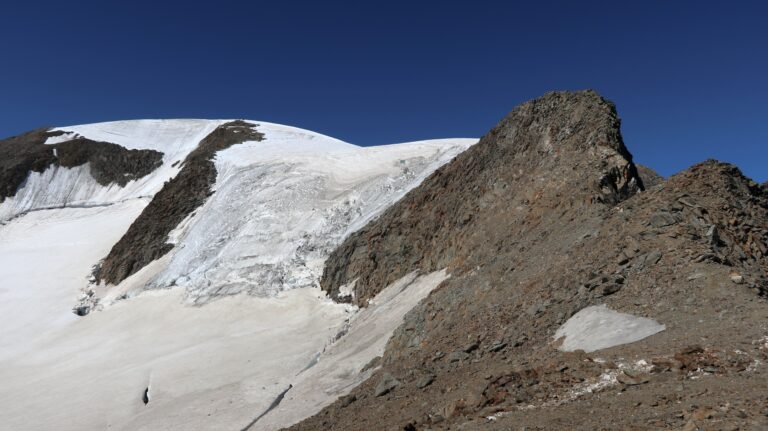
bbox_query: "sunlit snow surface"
[148,123,473,302]
[0,119,475,430]
[0,120,223,221]
[555,304,666,352]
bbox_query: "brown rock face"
[96,121,263,285]
[636,164,665,189]
[321,90,643,306]
[0,128,163,203]
[290,92,768,431]
[56,138,165,187]
[0,128,55,202]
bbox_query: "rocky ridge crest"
[0,128,163,205]
[96,120,263,286]
[292,91,768,430]
[322,90,643,306]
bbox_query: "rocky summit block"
[291,91,768,431]
[322,90,644,306]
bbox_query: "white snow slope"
[0,119,475,430]
[0,120,223,221]
[555,304,666,353]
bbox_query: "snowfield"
[0,119,475,430]
[146,126,473,303]
[1,120,223,221]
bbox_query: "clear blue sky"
[1,1,766,182]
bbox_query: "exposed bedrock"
[96,121,263,285]
[321,90,644,305]
[0,128,163,203]
[291,91,768,430]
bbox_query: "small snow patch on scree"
[555,305,665,352]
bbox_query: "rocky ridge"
[636,164,665,189]
[291,91,768,430]
[96,120,263,285]
[0,128,163,204]
[322,90,644,305]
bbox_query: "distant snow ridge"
[144,122,475,303]
[0,118,474,304]
[0,120,223,221]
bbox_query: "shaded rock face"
[96,121,263,285]
[291,92,768,431]
[56,138,164,187]
[322,90,643,305]
[636,164,665,189]
[0,128,163,203]
[0,129,55,202]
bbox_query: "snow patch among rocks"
[555,304,665,352]
[43,131,78,145]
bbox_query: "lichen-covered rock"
[374,373,401,397]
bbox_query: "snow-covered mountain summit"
[2,119,474,302]
[0,119,475,430]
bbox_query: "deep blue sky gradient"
[1,1,766,181]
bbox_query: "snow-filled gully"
[0,119,475,430]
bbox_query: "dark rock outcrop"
[291,91,768,431]
[0,128,56,202]
[0,128,163,203]
[55,138,163,187]
[96,121,263,285]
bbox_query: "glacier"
[0,119,475,430]
[146,131,474,303]
[1,119,223,221]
